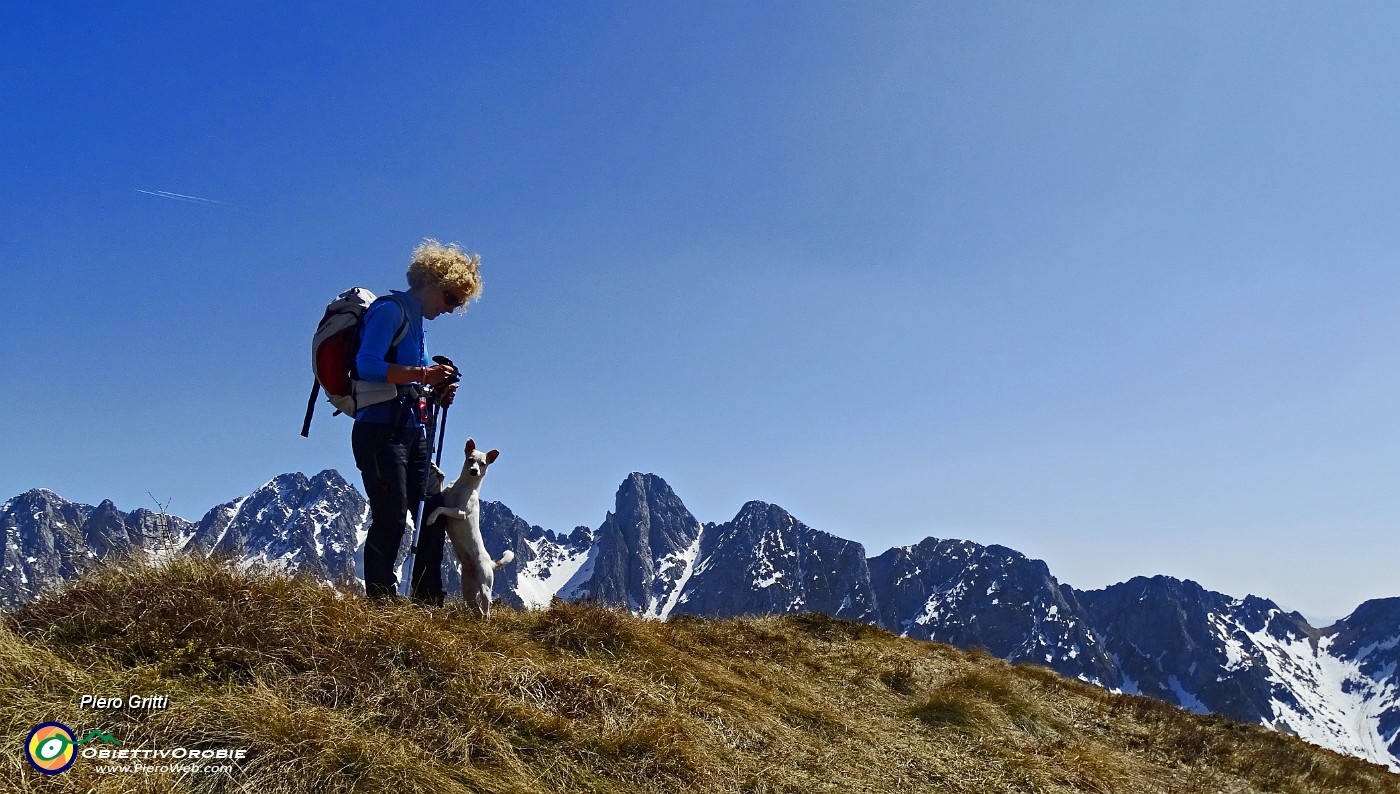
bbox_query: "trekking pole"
[399,403,438,599]
[399,402,431,599]
[435,404,450,465]
[430,355,459,466]
[400,357,460,597]
[400,507,423,598]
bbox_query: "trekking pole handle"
[427,355,458,467]
[431,355,460,385]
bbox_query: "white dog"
[424,438,514,617]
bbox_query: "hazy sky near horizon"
[3,2,1397,621]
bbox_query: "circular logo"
[25,723,77,775]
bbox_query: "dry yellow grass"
[1,557,1395,793]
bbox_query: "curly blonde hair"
[406,238,482,308]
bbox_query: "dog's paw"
[426,507,469,525]
[494,550,515,569]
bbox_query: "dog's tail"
[494,550,515,570]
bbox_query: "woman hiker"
[353,238,482,603]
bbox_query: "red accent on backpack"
[300,288,407,437]
[315,313,357,399]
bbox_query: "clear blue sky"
[3,2,1397,621]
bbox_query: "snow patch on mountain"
[652,530,702,620]
[516,535,593,609]
[557,542,599,601]
[1167,676,1209,714]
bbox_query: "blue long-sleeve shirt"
[354,290,428,425]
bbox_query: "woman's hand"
[423,364,455,386]
[386,364,452,386]
[439,383,458,407]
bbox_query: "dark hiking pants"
[352,420,431,601]
[412,493,448,606]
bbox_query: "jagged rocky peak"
[1084,575,1306,637]
[83,500,125,527]
[704,500,786,551]
[0,490,168,608]
[81,499,143,557]
[709,500,830,550]
[1087,578,1399,770]
[315,468,348,484]
[1328,597,1400,656]
[1235,592,1308,634]
[1,489,90,547]
[868,536,1057,624]
[712,499,867,551]
[674,498,879,624]
[614,472,694,525]
[11,487,63,503]
[608,472,700,534]
[309,468,356,492]
[731,499,787,524]
[578,472,703,615]
[1077,575,1314,724]
[1,489,87,608]
[869,535,1118,686]
[179,470,368,586]
[5,488,88,518]
[263,471,313,496]
[480,502,589,551]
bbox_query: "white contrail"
[135,188,242,208]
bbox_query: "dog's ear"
[465,437,476,455]
[485,449,500,465]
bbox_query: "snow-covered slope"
[475,501,592,610]
[1079,576,1400,772]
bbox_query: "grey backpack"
[300,288,407,437]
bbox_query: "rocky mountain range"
[2,470,1396,772]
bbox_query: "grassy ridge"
[1,558,1395,793]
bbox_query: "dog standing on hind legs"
[425,438,514,617]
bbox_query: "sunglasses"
[443,290,465,308]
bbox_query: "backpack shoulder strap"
[300,379,320,437]
[370,294,413,363]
